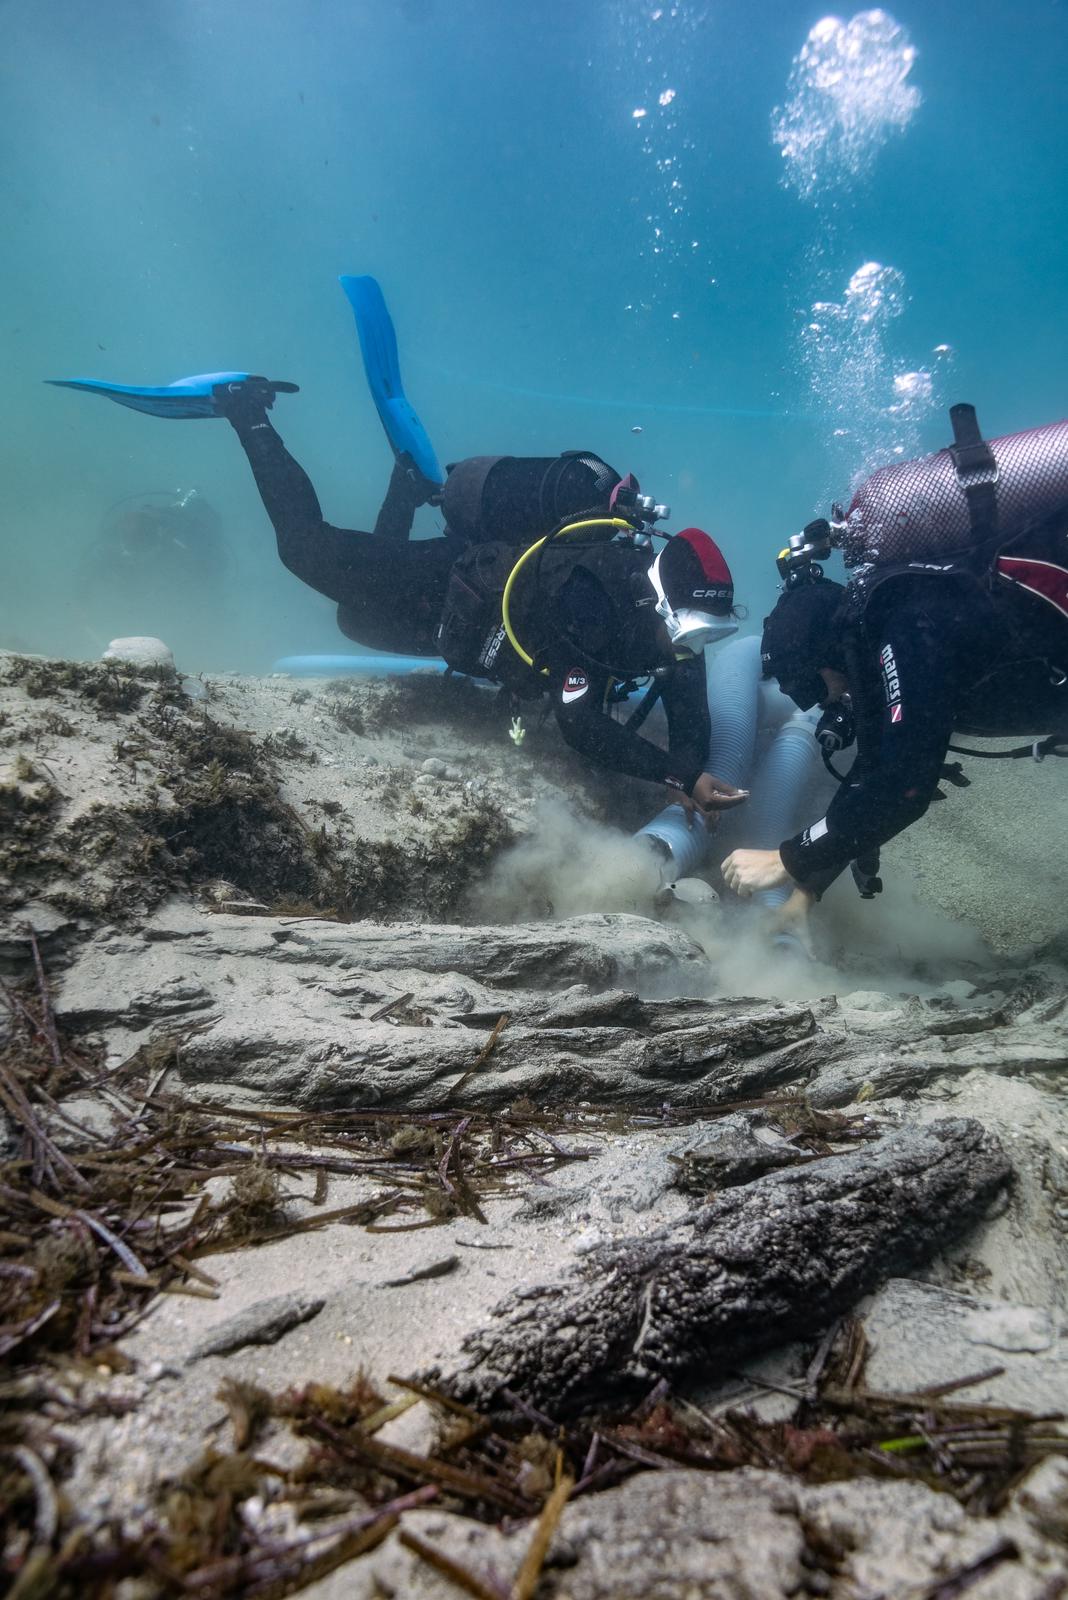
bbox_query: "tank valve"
[776,518,833,583]
[635,493,670,523]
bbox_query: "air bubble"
[800,260,945,492]
[771,10,922,200]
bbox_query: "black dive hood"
[761,574,848,711]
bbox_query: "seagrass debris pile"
[3,938,1066,1598]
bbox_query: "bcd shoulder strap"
[949,403,999,541]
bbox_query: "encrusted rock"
[102,636,175,669]
[448,1119,1011,1415]
[189,1292,324,1360]
[671,1111,806,1193]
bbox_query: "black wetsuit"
[230,410,711,794]
[779,522,1068,896]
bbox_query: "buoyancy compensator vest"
[837,404,1068,618]
[436,539,538,694]
[439,451,621,544]
[436,517,666,694]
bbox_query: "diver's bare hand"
[770,886,817,953]
[677,773,749,828]
[722,847,791,896]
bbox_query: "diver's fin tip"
[341,275,444,486]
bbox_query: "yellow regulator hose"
[500,516,635,671]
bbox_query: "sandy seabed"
[3,648,1068,1599]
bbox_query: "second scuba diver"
[723,402,1068,923]
[50,277,748,824]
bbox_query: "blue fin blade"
[46,372,249,420]
[339,276,444,486]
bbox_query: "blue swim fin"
[339,275,444,486]
[45,372,251,420]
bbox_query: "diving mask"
[661,607,739,656]
[648,546,737,655]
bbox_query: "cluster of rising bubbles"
[612,1,710,310]
[772,9,921,200]
[801,261,954,496]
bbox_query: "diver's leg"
[217,388,371,601]
[218,383,455,653]
[373,458,433,540]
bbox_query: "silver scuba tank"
[841,415,1068,571]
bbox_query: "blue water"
[2,0,1066,670]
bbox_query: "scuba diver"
[82,488,225,587]
[49,277,747,820]
[722,402,1068,918]
[75,488,227,656]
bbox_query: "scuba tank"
[440,451,622,543]
[775,406,1068,623]
[840,409,1068,574]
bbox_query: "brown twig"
[451,1013,510,1097]
[369,992,415,1021]
[399,1528,508,1600]
[438,1116,472,1198]
[305,1417,533,1515]
[9,1444,58,1545]
[190,1195,403,1255]
[27,1189,150,1278]
[804,1317,842,1396]
[0,1062,87,1190]
[387,1373,487,1423]
[597,1430,681,1471]
[918,1536,1019,1598]
[499,1388,560,1434]
[23,924,63,1069]
[914,1365,1007,1398]
[510,1472,574,1600]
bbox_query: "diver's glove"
[211,375,299,422]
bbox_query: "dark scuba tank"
[440,451,621,543]
[841,414,1068,571]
